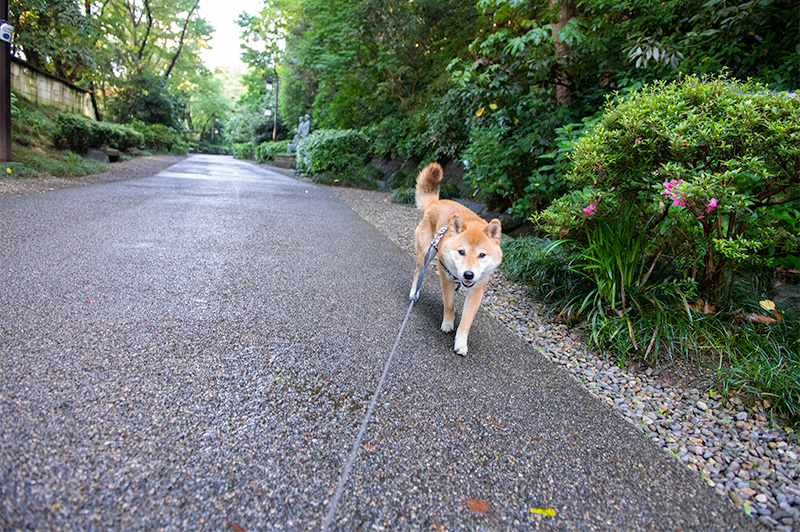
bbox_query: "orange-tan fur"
[410,163,502,356]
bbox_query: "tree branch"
[163,0,200,79]
[136,0,153,65]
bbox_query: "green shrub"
[361,116,412,160]
[255,140,290,163]
[541,75,800,304]
[232,142,255,160]
[296,129,372,178]
[171,141,189,156]
[94,121,144,151]
[53,113,144,153]
[463,98,570,216]
[130,120,184,153]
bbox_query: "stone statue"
[299,114,311,137]
[287,115,312,154]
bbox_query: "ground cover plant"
[528,76,800,420]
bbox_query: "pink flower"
[706,198,718,213]
[634,137,642,146]
[662,179,686,206]
[582,202,597,217]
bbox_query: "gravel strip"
[0,155,187,198]
[332,185,800,531]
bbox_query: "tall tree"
[94,0,211,80]
[274,0,481,129]
[10,0,95,83]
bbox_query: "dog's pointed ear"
[486,218,502,243]
[450,215,464,234]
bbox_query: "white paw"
[454,336,468,357]
[441,319,454,332]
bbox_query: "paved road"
[1,155,754,530]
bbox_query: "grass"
[502,234,800,424]
[6,97,122,180]
[8,145,107,179]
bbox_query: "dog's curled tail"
[415,162,443,212]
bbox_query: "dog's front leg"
[439,268,456,332]
[454,285,486,356]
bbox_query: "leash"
[321,298,414,530]
[321,226,447,529]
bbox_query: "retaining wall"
[10,57,95,119]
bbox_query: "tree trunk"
[550,0,575,106]
[136,0,153,69]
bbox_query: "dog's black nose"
[463,270,474,280]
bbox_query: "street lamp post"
[266,77,279,142]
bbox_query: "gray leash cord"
[321,232,441,529]
[321,298,415,530]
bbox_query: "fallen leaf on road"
[363,444,375,451]
[467,499,489,513]
[433,523,445,531]
[530,507,556,517]
[227,523,246,532]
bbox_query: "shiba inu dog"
[409,163,503,356]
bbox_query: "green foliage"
[719,316,800,420]
[501,236,586,302]
[232,142,256,160]
[296,129,372,177]
[10,93,54,144]
[129,120,184,153]
[391,186,415,205]
[53,113,144,153]
[542,76,800,303]
[277,0,482,131]
[10,0,95,84]
[255,140,291,164]
[577,202,655,312]
[12,145,106,178]
[106,74,184,129]
[361,116,412,161]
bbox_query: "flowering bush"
[542,75,800,303]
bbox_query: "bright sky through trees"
[198,0,264,72]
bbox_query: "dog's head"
[440,216,502,289]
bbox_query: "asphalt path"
[1,155,755,530]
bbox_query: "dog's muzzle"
[461,271,475,288]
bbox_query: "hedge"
[53,113,144,153]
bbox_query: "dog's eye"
[479,252,486,258]
[458,250,465,256]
